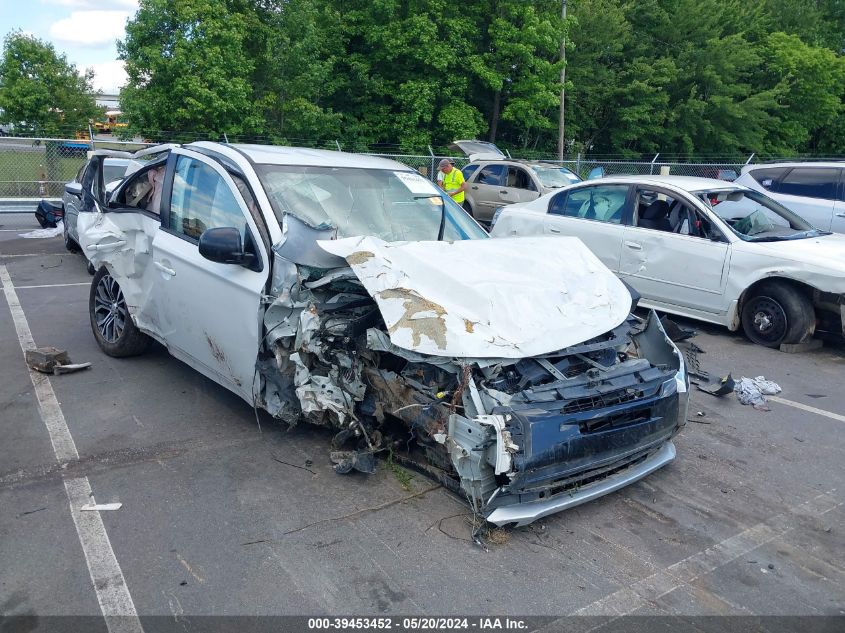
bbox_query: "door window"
[548,185,629,223]
[506,167,537,191]
[749,167,789,191]
[476,164,506,186]
[169,156,248,241]
[777,168,838,200]
[461,164,480,181]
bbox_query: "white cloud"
[88,60,127,93]
[48,10,133,47]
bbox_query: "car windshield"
[698,188,823,241]
[256,165,487,241]
[531,166,581,188]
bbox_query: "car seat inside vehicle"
[638,199,672,231]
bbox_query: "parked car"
[449,140,581,223]
[734,161,845,232]
[77,142,688,527]
[491,175,845,348]
[63,156,131,253]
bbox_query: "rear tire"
[63,219,80,253]
[89,267,151,357]
[741,282,815,348]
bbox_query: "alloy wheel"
[93,274,127,343]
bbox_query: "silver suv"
[734,161,845,232]
[449,141,581,223]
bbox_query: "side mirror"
[65,182,83,197]
[587,167,606,180]
[198,227,253,266]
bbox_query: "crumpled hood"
[318,236,631,358]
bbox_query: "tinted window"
[778,168,838,200]
[548,185,629,223]
[476,164,506,186]
[506,167,536,191]
[169,156,247,241]
[749,167,789,191]
[461,164,480,181]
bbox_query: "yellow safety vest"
[442,168,465,203]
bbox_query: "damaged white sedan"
[78,143,688,527]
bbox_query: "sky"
[1,0,139,93]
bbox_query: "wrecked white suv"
[78,142,689,527]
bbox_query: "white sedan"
[491,175,845,348]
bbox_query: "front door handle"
[625,241,642,250]
[471,186,478,190]
[548,228,561,234]
[154,261,176,277]
[836,212,845,218]
[499,190,508,194]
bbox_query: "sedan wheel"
[740,282,815,348]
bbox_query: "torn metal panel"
[318,235,632,358]
[76,211,162,337]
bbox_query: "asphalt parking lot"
[1,211,844,624]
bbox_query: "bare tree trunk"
[489,88,501,142]
[557,0,567,160]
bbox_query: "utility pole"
[557,0,567,161]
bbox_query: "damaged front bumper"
[486,441,676,527]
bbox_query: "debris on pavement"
[80,502,123,511]
[660,316,697,342]
[676,339,734,396]
[735,376,782,411]
[19,223,64,239]
[25,347,91,375]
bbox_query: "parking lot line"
[0,264,143,633]
[15,282,90,289]
[569,489,841,618]
[768,395,845,423]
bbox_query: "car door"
[832,168,845,233]
[619,185,729,314]
[63,162,87,239]
[501,166,541,205]
[771,167,839,231]
[542,183,631,272]
[150,149,269,401]
[468,164,508,221]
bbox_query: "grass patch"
[385,448,415,491]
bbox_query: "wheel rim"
[748,296,787,344]
[94,274,127,343]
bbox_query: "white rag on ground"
[20,221,64,239]
[735,376,782,411]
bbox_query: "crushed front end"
[256,231,688,527]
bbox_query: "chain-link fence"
[0,135,764,207]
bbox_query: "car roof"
[224,143,411,170]
[743,161,845,171]
[599,174,743,192]
[103,157,130,166]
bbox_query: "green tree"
[0,31,99,136]
[119,0,263,141]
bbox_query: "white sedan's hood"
[318,236,631,358]
[750,234,845,271]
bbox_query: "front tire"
[89,267,151,357]
[741,282,815,348]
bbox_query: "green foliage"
[112,0,845,155]
[0,32,100,136]
[119,0,263,141]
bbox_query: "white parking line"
[768,395,845,423]
[570,489,840,618]
[0,264,143,633]
[15,282,90,289]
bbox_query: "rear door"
[771,167,838,230]
[149,149,268,401]
[832,168,845,233]
[63,162,87,239]
[542,183,631,272]
[619,185,729,313]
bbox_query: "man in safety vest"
[437,158,470,212]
